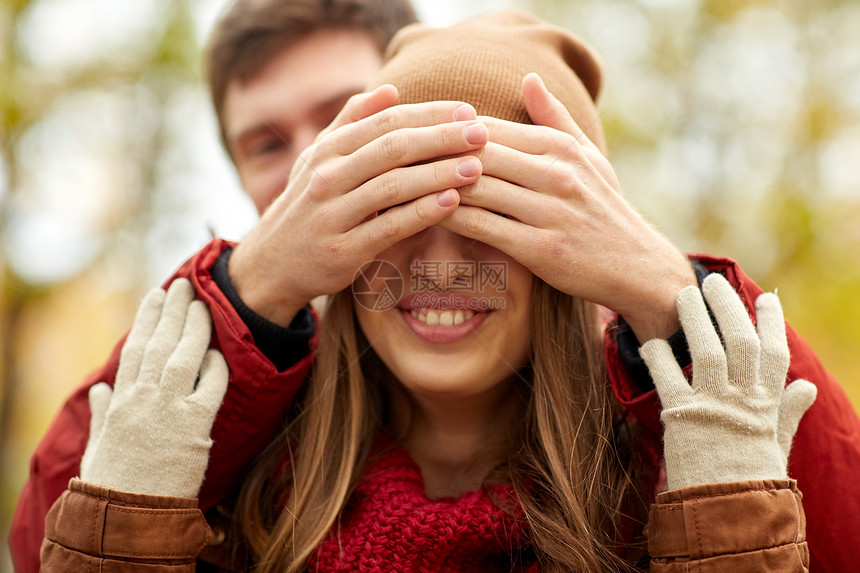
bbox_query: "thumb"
[81,382,113,476]
[777,379,817,465]
[87,382,113,439]
[522,73,599,152]
[188,349,229,427]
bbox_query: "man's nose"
[293,124,320,156]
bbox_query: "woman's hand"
[639,273,817,491]
[80,278,229,498]
[437,73,695,341]
[229,85,489,326]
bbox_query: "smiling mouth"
[409,308,477,326]
[398,303,489,344]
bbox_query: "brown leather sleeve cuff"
[648,479,809,572]
[41,478,212,570]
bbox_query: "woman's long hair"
[234,281,646,572]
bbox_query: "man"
[12,1,860,571]
[206,0,418,215]
[10,1,424,569]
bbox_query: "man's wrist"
[227,242,307,327]
[620,256,697,343]
[615,260,714,391]
[212,248,314,371]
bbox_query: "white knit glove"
[80,278,229,498]
[639,273,817,491]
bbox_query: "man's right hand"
[229,85,488,326]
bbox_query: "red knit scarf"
[308,438,535,572]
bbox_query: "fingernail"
[464,122,488,145]
[456,157,480,178]
[437,189,458,207]
[454,104,476,121]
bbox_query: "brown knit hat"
[371,10,607,155]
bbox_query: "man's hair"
[205,0,417,148]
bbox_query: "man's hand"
[229,85,488,326]
[438,73,696,341]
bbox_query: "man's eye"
[252,139,287,157]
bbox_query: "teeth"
[410,308,479,326]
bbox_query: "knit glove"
[639,273,817,491]
[79,278,229,498]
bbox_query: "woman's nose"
[412,226,472,259]
[409,226,476,290]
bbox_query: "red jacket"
[10,239,860,571]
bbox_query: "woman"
[41,11,815,572]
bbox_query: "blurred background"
[1,0,858,568]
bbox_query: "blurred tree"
[0,0,210,565]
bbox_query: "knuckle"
[324,235,348,258]
[323,126,356,157]
[434,102,457,123]
[544,198,568,223]
[380,170,402,204]
[564,131,583,152]
[380,132,406,163]
[306,171,332,200]
[456,180,477,201]
[377,213,401,240]
[548,165,579,194]
[313,135,337,158]
[546,130,575,154]
[465,174,482,197]
[374,108,399,135]
[464,209,487,236]
[316,202,338,228]
[437,123,454,150]
[413,197,430,221]
[433,160,452,187]
[538,231,563,259]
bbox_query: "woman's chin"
[389,360,516,403]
